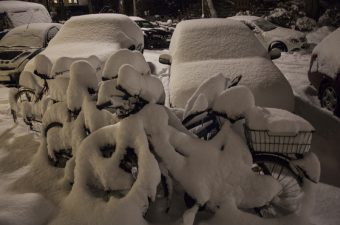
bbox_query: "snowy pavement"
[274,53,340,187]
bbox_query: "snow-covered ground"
[273,52,340,188]
[0,48,340,224]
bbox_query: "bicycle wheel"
[252,153,304,218]
[15,88,37,104]
[15,88,40,130]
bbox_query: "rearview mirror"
[159,53,172,65]
[269,48,281,60]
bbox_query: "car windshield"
[135,20,154,28]
[0,30,43,48]
[253,19,277,31]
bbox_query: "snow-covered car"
[130,16,172,49]
[159,19,294,111]
[0,1,52,37]
[0,23,61,85]
[229,16,308,52]
[308,28,340,117]
[22,14,144,79]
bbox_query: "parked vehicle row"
[0,23,61,84]
[229,16,308,52]
[130,16,172,49]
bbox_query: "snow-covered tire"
[269,42,288,52]
[252,154,304,218]
[15,88,40,130]
[15,88,37,103]
[319,81,338,116]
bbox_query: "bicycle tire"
[15,88,37,103]
[15,89,41,130]
[252,153,304,218]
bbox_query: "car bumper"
[0,70,20,84]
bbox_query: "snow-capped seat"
[244,107,315,155]
[117,64,164,104]
[50,55,102,79]
[102,49,151,81]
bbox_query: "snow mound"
[246,107,315,134]
[213,85,255,120]
[183,73,228,120]
[311,28,340,79]
[66,60,99,112]
[306,26,335,45]
[97,79,121,107]
[50,55,101,79]
[102,49,150,80]
[169,19,268,64]
[170,57,294,111]
[34,54,53,76]
[41,14,143,63]
[18,71,43,95]
[52,112,161,225]
[0,193,54,225]
[117,64,165,104]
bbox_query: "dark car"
[0,23,61,85]
[308,28,340,117]
[130,16,172,49]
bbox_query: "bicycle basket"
[244,124,313,155]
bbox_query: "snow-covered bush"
[267,8,294,28]
[295,16,317,31]
[306,26,335,45]
[318,8,340,28]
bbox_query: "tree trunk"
[133,0,137,16]
[206,0,218,18]
[305,0,320,19]
[88,0,94,14]
[119,0,125,14]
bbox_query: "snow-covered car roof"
[228,15,262,22]
[169,19,269,64]
[312,27,340,79]
[0,23,61,48]
[129,16,145,21]
[38,14,144,62]
[0,1,52,27]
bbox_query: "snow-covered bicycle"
[181,74,317,218]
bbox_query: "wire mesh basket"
[244,124,313,155]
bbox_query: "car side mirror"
[269,48,281,60]
[159,53,172,65]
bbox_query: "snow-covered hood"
[23,42,122,78]
[39,42,121,63]
[264,27,305,41]
[169,57,294,111]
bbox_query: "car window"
[253,19,276,31]
[0,13,12,31]
[136,20,154,28]
[0,29,43,48]
[46,26,59,46]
